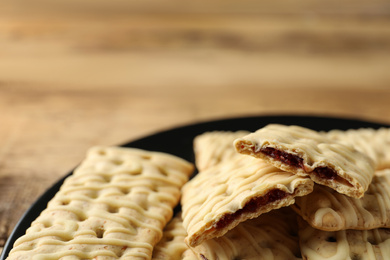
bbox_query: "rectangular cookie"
[234,124,375,198]
[181,154,313,247]
[298,217,390,260]
[193,131,250,172]
[325,127,390,170]
[7,146,194,260]
[191,207,302,260]
[293,168,390,231]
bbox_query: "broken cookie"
[234,124,375,198]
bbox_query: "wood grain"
[1,0,390,255]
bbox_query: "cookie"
[193,131,250,171]
[293,169,390,231]
[191,207,302,260]
[326,127,390,170]
[7,146,194,260]
[234,124,375,198]
[152,213,197,260]
[298,217,390,260]
[181,154,313,247]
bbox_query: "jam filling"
[260,147,304,169]
[200,254,208,260]
[313,166,337,180]
[215,189,287,230]
[260,147,338,180]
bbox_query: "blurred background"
[1,0,390,253]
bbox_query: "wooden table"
[1,0,390,254]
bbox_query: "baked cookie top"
[326,127,390,170]
[7,146,194,260]
[193,131,250,171]
[298,217,390,260]
[293,169,390,231]
[234,124,375,198]
[191,207,302,260]
[152,213,197,260]
[181,154,313,247]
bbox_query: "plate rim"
[1,114,389,259]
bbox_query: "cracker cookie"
[181,155,313,247]
[191,207,302,260]
[298,217,390,260]
[7,146,194,260]
[234,124,375,198]
[193,131,250,171]
[293,169,390,231]
[326,127,390,170]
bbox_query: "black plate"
[1,115,389,259]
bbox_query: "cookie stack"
[5,125,390,260]
[179,125,390,259]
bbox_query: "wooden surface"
[1,0,390,254]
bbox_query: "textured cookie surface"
[191,207,302,260]
[181,154,313,247]
[7,146,194,260]
[234,124,375,198]
[326,127,390,170]
[298,217,390,260]
[193,131,250,171]
[152,213,197,260]
[293,169,390,231]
